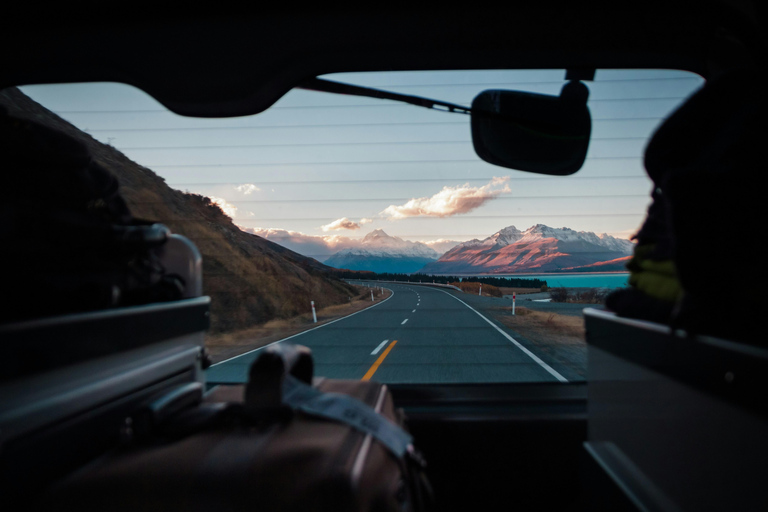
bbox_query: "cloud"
[209,195,255,224]
[235,183,260,195]
[380,176,511,220]
[246,228,357,259]
[321,217,363,232]
[359,218,373,225]
[209,196,238,219]
[247,227,460,259]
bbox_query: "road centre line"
[412,309,416,313]
[371,339,390,355]
[211,287,395,367]
[401,319,408,325]
[363,340,398,381]
[432,288,568,382]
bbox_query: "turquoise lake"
[496,273,630,288]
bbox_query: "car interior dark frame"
[2,2,767,511]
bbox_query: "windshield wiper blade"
[297,78,471,115]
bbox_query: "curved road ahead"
[206,282,570,385]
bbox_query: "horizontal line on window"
[134,194,647,205]
[149,156,643,168]
[122,141,473,150]
[246,234,636,238]
[170,176,649,186]
[53,95,690,114]
[116,137,648,151]
[79,117,667,132]
[228,213,644,222]
[83,122,464,131]
[166,174,650,187]
[148,233,629,242]
[341,76,702,88]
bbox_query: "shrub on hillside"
[549,287,609,304]
[573,288,610,303]
[549,287,570,302]
[450,281,503,297]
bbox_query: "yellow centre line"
[362,340,398,381]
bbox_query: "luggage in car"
[36,344,432,512]
[0,105,191,324]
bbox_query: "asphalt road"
[206,282,573,385]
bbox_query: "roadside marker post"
[479,284,482,296]
[512,293,516,315]
[371,289,374,302]
[311,300,317,323]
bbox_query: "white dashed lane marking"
[371,339,390,355]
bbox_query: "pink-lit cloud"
[380,176,511,219]
[209,196,238,219]
[321,217,363,232]
[245,228,357,259]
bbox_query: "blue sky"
[21,69,703,259]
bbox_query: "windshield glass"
[14,69,703,384]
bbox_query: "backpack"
[0,105,184,323]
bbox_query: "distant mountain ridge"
[420,224,634,274]
[324,229,439,273]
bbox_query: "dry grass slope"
[491,306,587,378]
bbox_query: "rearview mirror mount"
[470,81,591,176]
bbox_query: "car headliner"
[1,3,764,117]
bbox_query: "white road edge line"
[211,286,395,367]
[432,288,568,383]
[401,319,408,325]
[371,339,390,355]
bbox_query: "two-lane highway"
[206,282,567,384]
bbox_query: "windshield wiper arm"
[297,78,471,115]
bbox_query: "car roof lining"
[2,3,764,118]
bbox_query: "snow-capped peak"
[455,224,633,252]
[454,226,523,249]
[362,229,389,242]
[336,229,438,258]
[481,225,524,246]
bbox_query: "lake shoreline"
[442,271,630,277]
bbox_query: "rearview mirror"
[470,82,591,175]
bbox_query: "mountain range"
[419,224,634,274]
[324,229,440,273]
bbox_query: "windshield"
[14,69,703,384]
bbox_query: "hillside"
[0,87,356,333]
